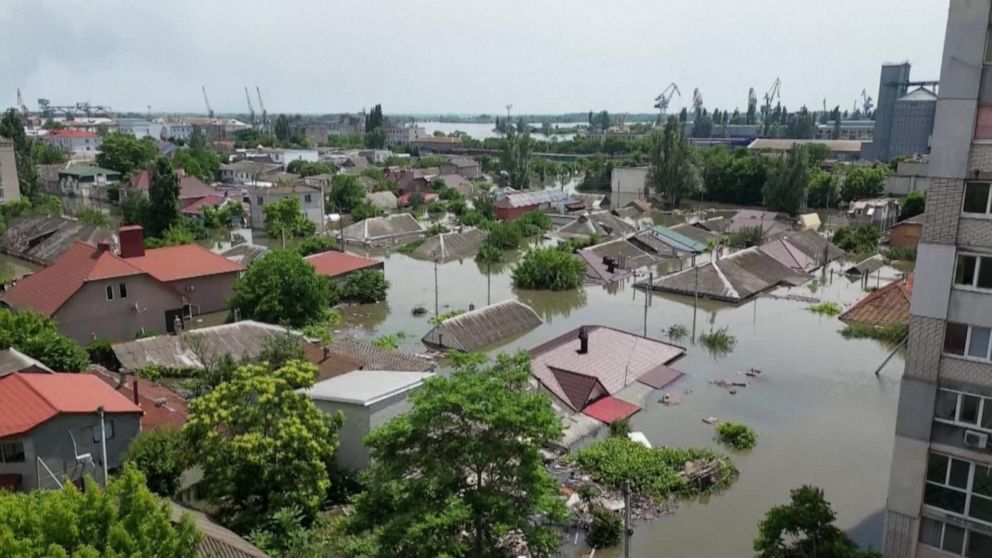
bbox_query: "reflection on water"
[515,287,587,323]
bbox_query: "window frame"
[944,322,992,363]
[954,253,992,291]
[924,452,992,526]
[91,419,115,444]
[963,181,992,215]
[118,282,127,299]
[935,388,992,432]
[0,440,25,463]
[919,516,992,556]
[105,284,114,301]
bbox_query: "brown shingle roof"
[839,274,913,327]
[422,300,542,352]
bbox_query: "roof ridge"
[11,373,59,418]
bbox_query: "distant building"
[57,165,121,199]
[884,159,931,196]
[116,118,161,139]
[888,214,925,249]
[160,121,193,142]
[0,139,20,204]
[293,123,329,147]
[889,88,938,159]
[248,181,324,231]
[846,198,901,230]
[219,160,282,184]
[439,157,481,179]
[609,166,649,209]
[412,136,462,154]
[816,120,875,140]
[746,138,863,161]
[865,63,913,162]
[385,124,424,147]
[41,129,102,155]
[494,189,573,221]
[328,114,365,136]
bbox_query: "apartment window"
[925,453,992,524]
[955,254,992,290]
[919,517,992,556]
[0,440,25,463]
[105,285,114,301]
[118,282,127,299]
[964,182,992,214]
[945,322,992,362]
[91,420,115,443]
[304,194,312,204]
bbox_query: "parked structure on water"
[0,139,20,204]
[883,3,992,556]
[422,299,542,352]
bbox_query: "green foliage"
[512,246,585,290]
[698,147,771,206]
[264,196,316,238]
[231,250,336,328]
[763,146,810,216]
[0,308,89,371]
[200,200,244,230]
[330,174,367,214]
[426,200,447,219]
[609,418,631,438]
[184,360,341,533]
[295,235,339,257]
[411,305,428,316]
[425,223,449,236]
[429,309,465,325]
[840,164,888,202]
[0,465,200,557]
[340,270,390,303]
[86,339,119,369]
[30,139,68,164]
[699,326,737,357]
[515,209,552,236]
[755,485,880,558]
[396,238,425,254]
[72,206,109,227]
[498,129,532,189]
[126,428,187,497]
[415,155,444,168]
[716,422,758,450]
[832,225,880,253]
[145,157,182,237]
[587,507,623,549]
[648,117,700,208]
[807,170,840,208]
[886,246,917,262]
[172,146,221,182]
[484,220,523,250]
[840,323,909,345]
[899,191,925,221]
[809,302,843,316]
[575,437,737,499]
[250,506,333,558]
[351,200,380,221]
[287,159,337,177]
[144,224,196,248]
[338,352,568,557]
[1,109,42,199]
[372,332,407,350]
[234,129,278,148]
[96,133,158,178]
[666,323,689,341]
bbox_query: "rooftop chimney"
[577,326,589,354]
[118,225,145,258]
[132,377,140,405]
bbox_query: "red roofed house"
[2,226,243,343]
[88,367,188,431]
[0,372,142,492]
[529,325,685,424]
[41,128,103,155]
[304,250,383,281]
[126,168,218,206]
[839,273,914,328]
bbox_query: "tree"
[784,106,817,139]
[0,308,89,371]
[340,270,389,303]
[126,428,186,497]
[364,105,385,149]
[351,200,379,221]
[830,106,842,140]
[287,159,336,177]
[144,224,196,248]
[188,126,206,149]
[840,165,888,202]
[339,352,567,557]
[329,174,367,214]
[231,250,334,328]
[145,157,182,237]
[184,360,340,533]
[692,109,713,138]
[0,109,42,199]
[647,117,700,208]
[264,196,316,239]
[900,191,926,220]
[497,129,532,190]
[0,465,200,557]
[172,146,221,182]
[755,485,880,558]
[121,190,151,225]
[807,170,840,209]
[512,246,585,291]
[30,140,68,165]
[96,133,158,178]
[274,114,292,142]
[763,146,810,216]
[587,507,623,549]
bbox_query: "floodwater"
[420,121,579,142]
[337,249,904,557]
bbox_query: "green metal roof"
[647,225,707,253]
[58,165,121,178]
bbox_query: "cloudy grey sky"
[0,0,949,116]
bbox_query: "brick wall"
[883,510,916,558]
[970,143,992,174]
[940,356,992,388]
[957,216,992,249]
[905,315,945,383]
[922,179,964,245]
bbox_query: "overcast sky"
[0,0,949,116]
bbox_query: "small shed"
[302,371,435,470]
[422,300,542,352]
[889,214,924,249]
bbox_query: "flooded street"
[338,250,903,557]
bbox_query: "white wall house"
[248,182,325,232]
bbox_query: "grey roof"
[0,215,113,265]
[302,370,434,406]
[365,190,398,210]
[669,223,720,246]
[644,247,810,303]
[170,503,268,558]
[578,238,657,284]
[0,348,53,376]
[220,160,282,175]
[219,243,269,266]
[112,321,293,370]
[342,213,426,245]
[497,189,571,208]
[328,337,434,372]
[443,157,479,169]
[845,254,886,275]
[759,229,843,273]
[412,228,486,261]
[422,299,542,352]
[898,88,938,102]
[554,211,637,240]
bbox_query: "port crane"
[256,86,268,132]
[692,88,704,113]
[762,77,781,120]
[653,83,681,120]
[245,87,256,127]
[861,89,874,118]
[202,85,214,119]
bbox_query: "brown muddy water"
[338,249,904,558]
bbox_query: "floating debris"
[662,391,682,405]
[703,416,719,424]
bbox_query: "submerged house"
[342,214,426,247]
[553,211,638,241]
[630,225,710,258]
[422,300,542,352]
[758,229,844,273]
[304,250,383,281]
[839,273,913,328]
[412,228,487,262]
[577,238,657,284]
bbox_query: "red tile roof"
[128,171,216,201]
[581,396,640,424]
[3,242,144,317]
[304,250,382,278]
[839,273,914,327]
[125,244,243,282]
[88,368,188,430]
[637,365,684,389]
[0,373,141,438]
[46,129,98,138]
[182,195,226,215]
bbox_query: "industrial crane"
[762,77,782,119]
[861,89,874,118]
[256,86,268,131]
[692,88,704,113]
[653,82,681,119]
[202,85,214,119]
[16,89,28,115]
[245,86,256,128]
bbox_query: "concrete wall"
[0,142,20,204]
[0,413,139,491]
[609,166,649,209]
[312,391,415,471]
[890,99,936,159]
[55,274,185,343]
[164,272,237,315]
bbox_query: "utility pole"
[98,406,109,487]
[692,263,699,342]
[433,251,440,317]
[642,272,653,337]
[487,260,491,306]
[623,481,632,558]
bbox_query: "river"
[419,121,580,142]
[335,249,902,557]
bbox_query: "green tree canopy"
[498,129,532,189]
[511,246,585,291]
[96,133,158,178]
[339,352,567,557]
[900,191,926,221]
[125,428,186,497]
[648,117,700,208]
[0,109,42,199]
[264,196,316,239]
[172,147,221,182]
[755,485,880,558]
[0,308,89,371]
[340,269,390,303]
[287,159,337,177]
[807,170,840,209]
[329,174,367,214]
[0,465,200,557]
[184,360,340,533]
[145,157,182,237]
[230,250,334,328]
[840,165,888,202]
[763,146,810,216]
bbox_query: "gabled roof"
[555,211,637,240]
[578,238,657,284]
[58,165,120,178]
[182,195,227,215]
[496,189,571,209]
[89,368,188,430]
[0,373,142,438]
[124,244,243,282]
[422,300,542,352]
[304,250,382,278]
[582,396,640,424]
[644,225,707,253]
[0,348,53,377]
[46,129,98,139]
[412,228,487,261]
[839,273,914,327]
[342,213,426,243]
[759,230,842,274]
[529,326,684,412]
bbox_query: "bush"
[666,324,689,341]
[587,507,623,549]
[372,332,407,350]
[86,339,120,369]
[886,246,917,262]
[899,191,925,220]
[832,225,879,254]
[429,309,465,325]
[0,309,89,371]
[699,327,737,357]
[485,220,523,250]
[125,428,187,497]
[809,302,842,316]
[609,418,631,438]
[716,422,758,450]
[295,236,338,257]
[511,247,585,291]
[341,270,389,303]
[840,323,908,344]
